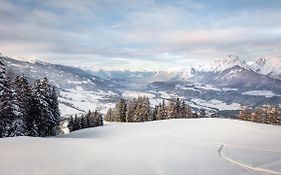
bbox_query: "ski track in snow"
[0,119,280,175]
[218,145,281,175]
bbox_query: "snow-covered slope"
[1,56,120,116]
[0,119,280,175]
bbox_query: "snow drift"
[0,119,280,175]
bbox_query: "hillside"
[0,119,280,175]
[1,56,120,116]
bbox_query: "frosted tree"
[0,58,6,97]
[114,98,127,122]
[199,108,206,118]
[105,108,113,121]
[156,100,167,120]
[0,76,26,137]
[30,78,60,136]
[13,76,32,135]
[140,97,151,121]
[167,99,176,119]
[68,116,75,132]
[126,99,136,122]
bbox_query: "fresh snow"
[192,98,241,111]
[59,103,81,115]
[59,87,116,116]
[0,119,280,175]
[250,57,281,76]
[242,90,279,98]
[195,55,248,73]
[122,90,155,99]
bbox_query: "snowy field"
[0,119,280,175]
[59,87,116,116]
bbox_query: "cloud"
[0,0,280,70]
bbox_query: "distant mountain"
[195,55,248,73]
[3,54,281,116]
[250,57,281,80]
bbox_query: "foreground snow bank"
[0,119,280,175]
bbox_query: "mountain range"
[2,54,281,117]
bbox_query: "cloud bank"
[0,0,281,70]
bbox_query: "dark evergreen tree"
[30,78,60,136]
[126,99,136,122]
[105,108,113,121]
[0,58,6,97]
[0,58,7,137]
[114,98,127,122]
[199,108,206,118]
[73,115,79,131]
[68,116,75,132]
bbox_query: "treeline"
[105,96,205,122]
[239,105,281,125]
[0,58,60,137]
[68,110,103,132]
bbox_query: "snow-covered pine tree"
[73,114,80,131]
[105,108,113,121]
[96,110,103,126]
[0,58,6,97]
[80,114,86,128]
[85,110,91,127]
[88,110,96,127]
[126,99,136,122]
[67,115,74,132]
[199,108,206,118]
[0,58,7,137]
[30,78,60,136]
[139,97,151,121]
[133,96,144,122]
[13,75,32,135]
[114,98,127,122]
[49,86,60,126]
[152,105,158,121]
[167,99,176,119]
[156,100,167,120]
[174,97,181,118]
[0,75,26,137]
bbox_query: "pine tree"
[68,116,74,132]
[126,99,136,122]
[0,75,25,137]
[31,78,60,136]
[49,86,60,127]
[97,111,103,126]
[12,76,31,135]
[139,97,151,121]
[152,105,158,121]
[156,100,167,120]
[0,58,7,137]
[239,106,252,121]
[105,108,113,121]
[73,115,79,131]
[0,58,6,97]
[114,98,127,122]
[199,108,206,118]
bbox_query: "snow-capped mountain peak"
[197,54,248,73]
[250,57,281,76]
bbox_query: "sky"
[0,0,281,71]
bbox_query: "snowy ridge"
[196,55,248,73]
[250,57,281,77]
